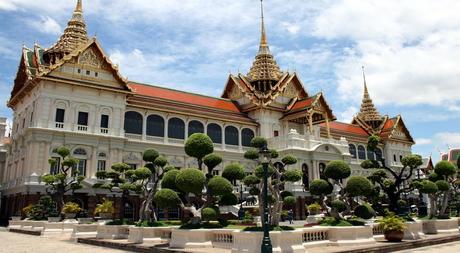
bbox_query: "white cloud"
[28,16,62,35]
[415,138,432,145]
[434,132,460,147]
[338,106,358,123]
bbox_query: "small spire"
[362,66,370,98]
[75,0,83,12]
[260,0,268,49]
[357,66,382,126]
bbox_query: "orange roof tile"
[290,97,314,111]
[129,82,241,112]
[382,118,395,130]
[322,121,368,136]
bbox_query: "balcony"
[55,122,64,129]
[100,128,109,134]
[77,125,88,132]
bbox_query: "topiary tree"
[354,203,375,219]
[242,137,303,225]
[434,161,457,216]
[42,146,85,211]
[185,133,214,170]
[154,189,182,209]
[417,180,438,217]
[363,135,423,212]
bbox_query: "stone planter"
[97,225,129,239]
[30,221,46,231]
[422,219,459,234]
[99,213,113,219]
[11,216,22,221]
[306,214,323,224]
[71,224,98,239]
[77,218,93,224]
[42,222,64,238]
[7,220,24,229]
[48,217,62,223]
[384,230,404,242]
[326,226,375,246]
[403,222,424,240]
[128,226,170,244]
[170,229,213,248]
[65,213,77,219]
[232,230,304,253]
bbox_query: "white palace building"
[0,0,416,220]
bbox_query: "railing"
[225,144,240,151]
[146,135,164,142]
[168,138,185,144]
[100,128,109,134]
[212,230,234,248]
[267,131,348,152]
[55,122,64,129]
[77,125,88,131]
[302,228,329,243]
[372,224,384,235]
[125,133,142,140]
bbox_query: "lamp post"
[238,183,245,220]
[259,145,272,253]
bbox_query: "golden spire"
[44,0,88,63]
[247,0,283,89]
[358,66,382,125]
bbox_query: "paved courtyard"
[394,241,460,253]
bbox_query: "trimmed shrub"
[434,161,456,177]
[143,149,159,163]
[175,168,206,194]
[154,156,168,167]
[219,193,238,206]
[324,160,351,180]
[354,204,375,219]
[419,180,438,194]
[95,171,107,179]
[255,165,275,178]
[367,135,380,151]
[249,187,260,195]
[250,136,267,148]
[222,163,245,181]
[55,146,70,158]
[330,200,347,212]
[401,154,423,168]
[397,199,407,208]
[203,154,222,171]
[281,155,297,165]
[345,176,373,197]
[111,162,131,172]
[243,175,261,186]
[270,149,279,159]
[280,191,293,199]
[208,176,233,196]
[134,167,152,180]
[283,169,302,182]
[309,179,333,196]
[201,207,218,222]
[163,165,176,173]
[307,203,322,215]
[185,133,214,160]
[161,169,180,190]
[283,196,296,207]
[154,189,181,208]
[244,149,259,160]
[435,180,450,191]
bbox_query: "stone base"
[96,225,129,239]
[170,229,213,248]
[327,226,375,246]
[404,222,424,240]
[422,219,459,234]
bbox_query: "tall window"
[100,114,109,128]
[375,148,383,161]
[97,160,106,171]
[348,144,357,159]
[50,157,60,175]
[74,159,86,176]
[241,128,255,147]
[207,123,222,143]
[146,114,164,137]
[55,108,65,122]
[358,145,366,160]
[124,111,143,135]
[188,120,204,136]
[168,118,185,139]
[367,147,375,160]
[225,126,239,145]
[319,163,326,179]
[302,163,309,189]
[78,112,89,126]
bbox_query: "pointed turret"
[44,0,88,64]
[357,66,382,128]
[247,0,283,92]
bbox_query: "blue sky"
[1,0,460,161]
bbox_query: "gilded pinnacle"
[358,67,381,123]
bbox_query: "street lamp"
[259,144,272,253]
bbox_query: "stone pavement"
[394,241,460,253]
[0,230,129,253]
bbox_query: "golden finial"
[357,66,382,126]
[75,0,83,13]
[260,0,268,48]
[362,65,369,98]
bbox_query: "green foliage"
[134,167,152,179]
[435,180,450,191]
[397,199,407,208]
[222,163,245,181]
[324,160,351,180]
[378,214,406,232]
[161,169,180,190]
[135,220,165,227]
[434,161,457,177]
[243,175,261,186]
[203,153,223,171]
[22,204,34,216]
[219,193,238,206]
[175,168,206,194]
[143,149,159,163]
[361,159,379,169]
[428,172,442,182]
[185,133,214,160]
[345,176,373,197]
[201,207,218,222]
[331,200,347,212]
[120,182,139,192]
[283,196,296,207]
[249,187,260,195]
[419,180,438,194]
[111,162,131,172]
[48,158,57,167]
[283,169,302,182]
[208,176,233,196]
[95,171,107,178]
[368,169,387,182]
[62,202,82,213]
[270,149,279,159]
[280,191,293,199]
[27,196,57,220]
[154,156,168,168]
[42,174,57,184]
[401,154,423,168]
[254,164,275,178]
[281,155,297,165]
[163,165,176,173]
[250,136,267,148]
[106,219,134,226]
[154,189,181,208]
[307,203,322,215]
[354,204,375,219]
[244,149,259,160]
[62,157,79,168]
[55,146,70,158]
[319,217,352,226]
[367,135,380,151]
[309,179,333,196]
[124,169,136,178]
[95,198,115,214]
[106,171,121,179]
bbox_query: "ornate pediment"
[78,47,104,68]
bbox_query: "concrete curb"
[8,228,41,236]
[77,238,182,253]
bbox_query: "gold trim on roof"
[357,67,382,123]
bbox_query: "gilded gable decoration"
[79,48,101,67]
[282,82,298,98]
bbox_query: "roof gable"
[382,115,415,143]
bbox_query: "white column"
[164,117,169,144]
[142,113,147,141]
[222,124,226,150]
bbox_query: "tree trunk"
[440,190,450,216]
[429,194,437,217]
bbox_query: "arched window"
[241,128,255,147]
[124,111,143,135]
[188,120,204,136]
[367,147,375,161]
[207,123,222,143]
[146,114,164,137]
[319,163,326,179]
[168,118,185,139]
[375,148,383,161]
[73,148,87,156]
[349,144,357,159]
[358,145,366,160]
[302,163,309,188]
[225,126,239,145]
[73,148,87,177]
